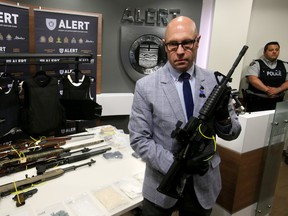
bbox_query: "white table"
[0,126,145,216]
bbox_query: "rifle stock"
[157,157,185,198]
[157,45,248,198]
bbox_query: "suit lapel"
[194,66,209,114]
[160,68,186,123]
[194,68,202,113]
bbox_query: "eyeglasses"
[165,39,197,52]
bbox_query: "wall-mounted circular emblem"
[129,34,166,75]
[120,25,167,82]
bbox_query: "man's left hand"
[215,88,231,122]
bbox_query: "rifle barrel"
[224,45,249,85]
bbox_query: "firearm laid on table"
[0,159,96,198]
[0,140,67,160]
[36,145,112,175]
[0,144,111,176]
[157,45,248,198]
[0,133,94,160]
[0,139,104,174]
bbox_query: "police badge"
[46,18,57,31]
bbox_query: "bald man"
[128,16,241,216]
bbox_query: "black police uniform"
[245,59,286,112]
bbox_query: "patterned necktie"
[180,72,194,119]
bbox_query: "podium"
[213,103,288,216]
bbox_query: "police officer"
[244,41,288,112]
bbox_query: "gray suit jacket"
[128,62,241,209]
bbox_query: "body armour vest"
[60,74,102,120]
[61,74,91,100]
[0,79,20,137]
[20,77,64,136]
[248,59,286,94]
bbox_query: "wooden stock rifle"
[0,133,94,155]
[0,140,66,160]
[0,145,110,177]
[0,139,104,169]
[0,159,96,198]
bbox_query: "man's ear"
[163,39,168,52]
[195,35,201,48]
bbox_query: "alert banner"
[33,9,100,98]
[33,9,101,134]
[0,2,30,76]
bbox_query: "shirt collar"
[167,62,195,81]
[261,56,277,66]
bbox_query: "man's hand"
[266,86,282,97]
[215,87,231,122]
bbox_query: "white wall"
[205,0,288,92]
[197,0,215,68]
[98,0,288,115]
[240,0,288,91]
[207,0,253,90]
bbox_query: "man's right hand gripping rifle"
[157,45,248,199]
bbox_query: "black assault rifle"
[157,45,248,198]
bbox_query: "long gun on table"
[39,133,95,142]
[36,146,112,174]
[0,140,67,160]
[157,45,248,198]
[0,145,111,176]
[0,139,104,169]
[0,159,96,198]
[0,133,94,155]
